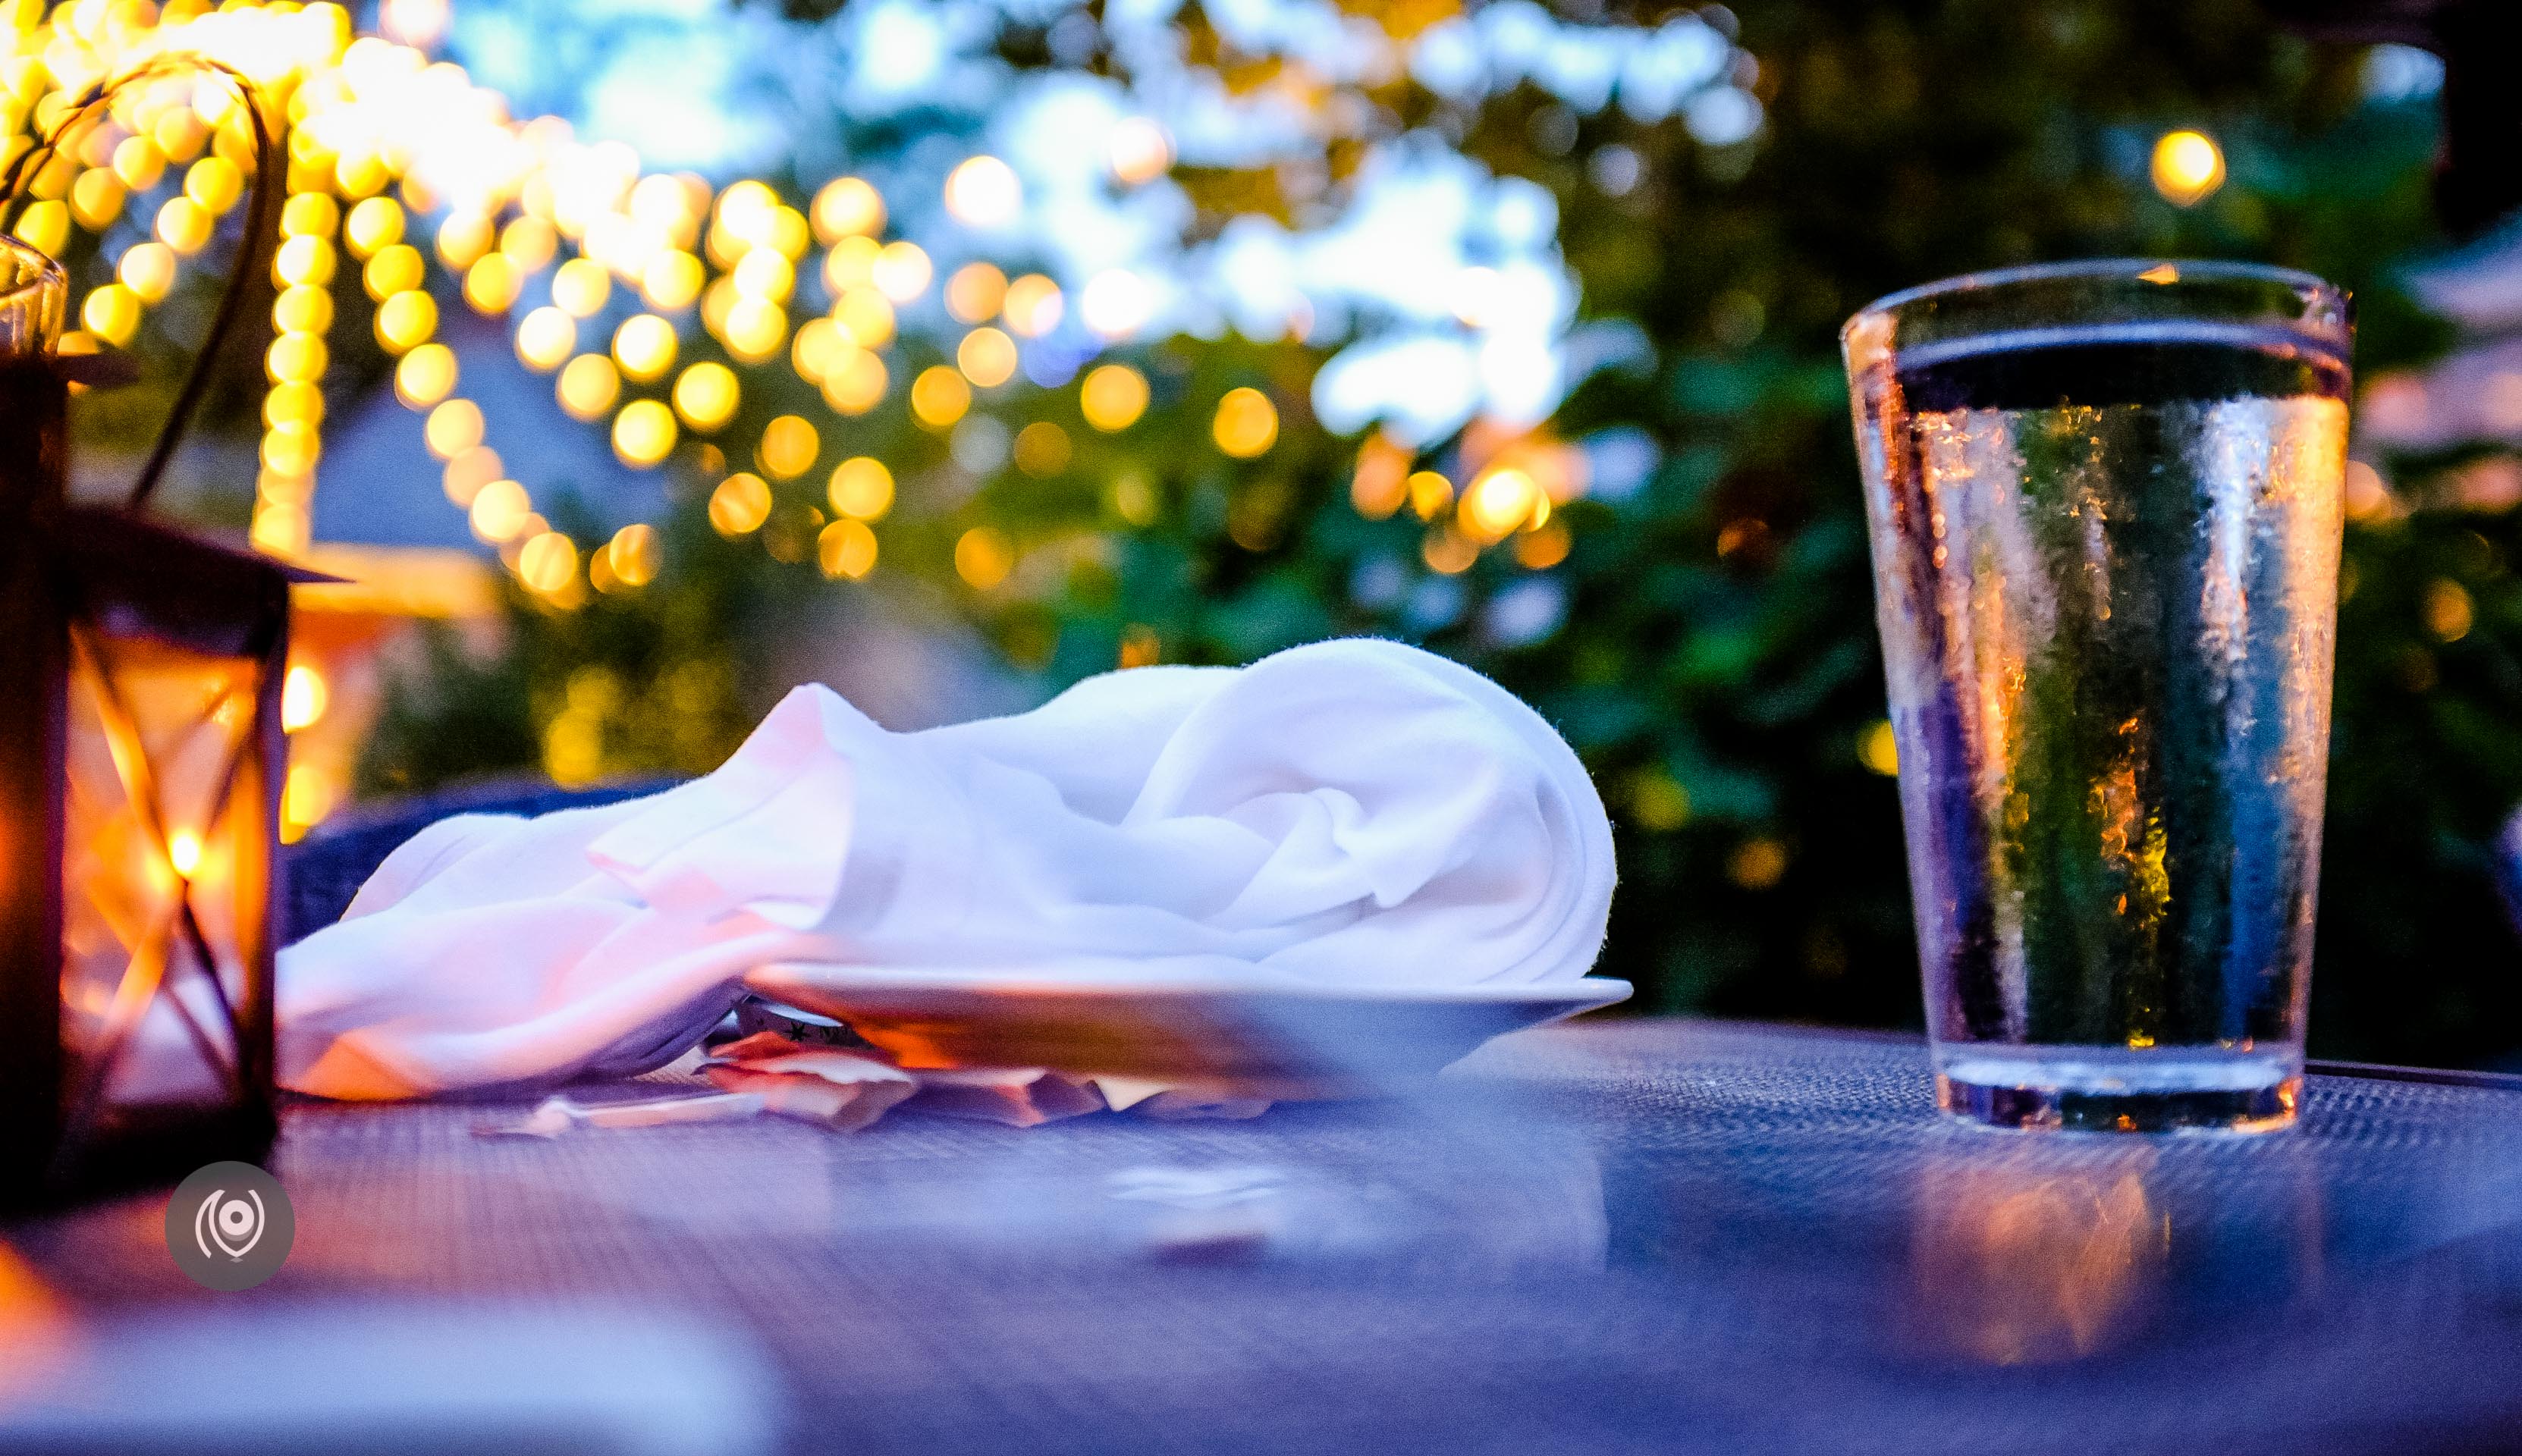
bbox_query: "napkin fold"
[278,638,1616,1100]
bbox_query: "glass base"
[1934,1047,2301,1133]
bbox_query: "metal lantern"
[0,62,287,1204]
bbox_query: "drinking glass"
[1842,259,2351,1132]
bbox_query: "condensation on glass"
[1842,259,2351,1132]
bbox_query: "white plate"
[738,965,1632,1093]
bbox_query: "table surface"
[7,1017,2522,1455]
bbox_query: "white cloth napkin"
[278,638,1616,1100]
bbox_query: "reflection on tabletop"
[2,1021,2520,1455]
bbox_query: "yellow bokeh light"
[69,168,123,231]
[517,530,579,594]
[944,155,1022,228]
[155,196,212,256]
[435,211,493,270]
[551,257,612,318]
[397,342,459,408]
[270,283,331,335]
[281,664,329,733]
[613,398,679,467]
[642,249,705,311]
[260,422,320,476]
[120,240,179,303]
[2151,129,2225,207]
[557,353,623,421]
[1212,387,1278,459]
[818,517,878,579]
[1014,420,1072,477]
[715,180,778,243]
[11,201,68,263]
[946,262,1009,324]
[283,193,340,239]
[515,306,577,372]
[812,176,885,243]
[824,234,880,293]
[958,326,1019,388]
[722,298,788,363]
[344,195,405,259]
[468,479,532,541]
[668,362,737,432]
[1513,519,1572,570]
[112,134,165,190]
[426,398,485,460]
[821,349,888,416]
[756,414,820,480]
[168,829,202,877]
[185,155,243,215]
[612,313,678,382]
[608,522,662,587]
[912,366,972,429]
[251,501,311,557]
[266,331,329,384]
[954,526,1014,589]
[792,316,843,382]
[375,289,439,353]
[827,457,894,521]
[1462,466,1541,541]
[80,283,140,346]
[833,287,896,350]
[363,243,423,300]
[1408,470,1454,520]
[443,444,504,507]
[872,240,932,303]
[465,253,522,314]
[1859,719,1899,777]
[1003,273,1063,337]
[501,215,559,271]
[264,382,325,429]
[708,472,774,536]
[1079,364,1149,432]
[733,248,795,303]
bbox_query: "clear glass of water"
[1842,260,2351,1133]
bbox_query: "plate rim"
[743,962,1634,1011]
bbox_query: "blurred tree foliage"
[366,0,2522,1068]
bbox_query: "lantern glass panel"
[61,632,266,1119]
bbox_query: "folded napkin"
[279,637,1616,1100]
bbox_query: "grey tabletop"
[6,1017,2522,1455]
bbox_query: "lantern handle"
[0,58,282,514]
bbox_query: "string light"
[363,243,423,300]
[708,472,773,535]
[812,176,885,243]
[1079,364,1149,431]
[946,262,1008,324]
[912,366,971,429]
[551,257,611,317]
[958,327,1018,389]
[672,361,740,431]
[1212,387,1278,458]
[818,518,878,579]
[515,306,576,371]
[827,457,894,521]
[426,399,486,459]
[557,353,622,420]
[757,415,819,480]
[943,155,1022,228]
[612,313,677,382]
[608,523,663,587]
[613,398,678,466]
[396,343,459,408]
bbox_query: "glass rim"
[1846,257,2345,331]
[0,232,63,303]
